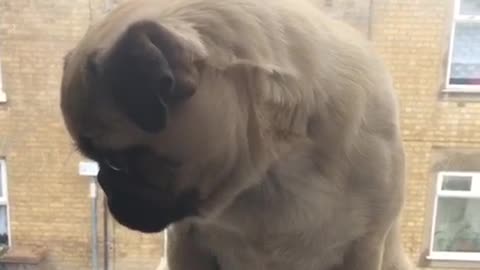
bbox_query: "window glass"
[450,22,480,86]
[459,0,480,16]
[433,197,480,253]
[0,206,8,247]
[442,175,472,191]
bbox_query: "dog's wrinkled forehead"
[60,18,201,152]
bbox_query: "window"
[429,171,480,261]
[445,0,480,92]
[0,58,6,103]
[0,160,10,248]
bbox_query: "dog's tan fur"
[61,0,412,269]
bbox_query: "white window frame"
[0,159,11,247]
[428,171,480,261]
[444,0,480,93]
[0,57,6,103]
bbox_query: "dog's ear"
[63,50,74,71]
[99,20,196,133]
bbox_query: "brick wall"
[372,0,480,269]
[0,0,163,269]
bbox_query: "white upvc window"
[0,160,10,247]
[0,58,6,103]
[445,0,480,92]
[428,171,480,261]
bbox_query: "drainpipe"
[90,177,99,270]
[368,0,375,40]
[79,161,100,270]
[103,195,112,270]
[157,228,169,269]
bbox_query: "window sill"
[439,89,480,103]
[421,255,480,269]
[427,255,480,262]
[0,246,47,264]
[442,88,480,94]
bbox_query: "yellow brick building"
[0,0,479,269]
[0,0,163,269]
[373,0,480,269]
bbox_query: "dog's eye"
[104,153,129,172]
[105,159,125,172]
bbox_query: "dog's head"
[61,12,270,233]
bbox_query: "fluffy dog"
[60,0,412,269]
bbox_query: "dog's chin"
[106,188,199,233]
[107,196,175,233]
